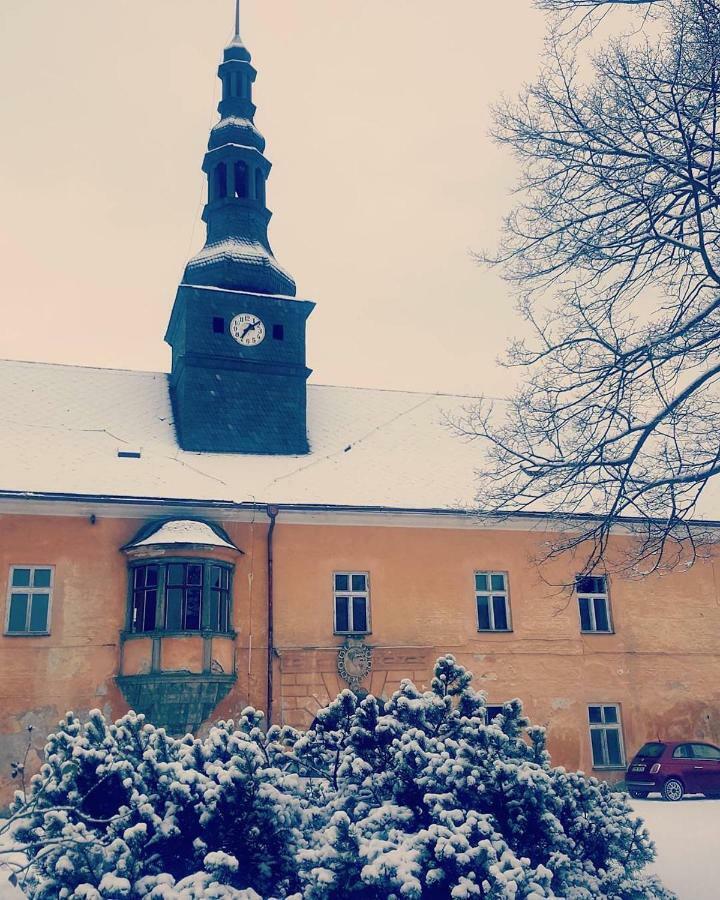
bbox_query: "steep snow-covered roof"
[0,359,483,510]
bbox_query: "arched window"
[255,169,265,205]
[214,162,228,200]
[234,161,249,199]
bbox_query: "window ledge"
[334,631,372,637]
[121,629,237,641]
[581,630,615,635]
[477,629,514,634]
[3,631,50,638]
[592,765,626,771]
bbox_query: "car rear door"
[691,744,720,795]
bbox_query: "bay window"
[129,559,233,635]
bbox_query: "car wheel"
[629,790,649,799]
[662,778,684,802]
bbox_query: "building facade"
[1,13,719,805]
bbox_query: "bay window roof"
[123,519,239,552]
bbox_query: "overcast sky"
[0,0,546,397]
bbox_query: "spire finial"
[234,0,240,38]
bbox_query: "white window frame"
[5,565,54,636]
[475,571,512,632]
[576,575,613,634]
[333,571,370,635]
[588,703,626,769]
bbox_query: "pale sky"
[0,0,545,397]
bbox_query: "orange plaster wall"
[160,636,203,674]
[1,510,719,804]
[271,522,720,778]
[211,636,236,675]
[0,514,138,804]
[122,637,153,676]
[0,513,271,803]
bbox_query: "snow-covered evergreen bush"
[2,656,673,899]
[3,708,306,899]
[290,655,672,899]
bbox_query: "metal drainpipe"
[266,504,279,727]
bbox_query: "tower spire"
[180,8,296,297]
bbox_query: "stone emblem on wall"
[337,641,372,691]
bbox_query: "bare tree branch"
[468,0,720,574]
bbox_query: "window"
[334,572,370,634]
[213,316,225,334]
[208,565,231,633]
[691,744,720,760]
[272,323,284,341]
[214,162,227,200]
[636,742,665,759]
[576,575,612,633]
[475,572,511,631]
[588,704,625,768]
[5,566,53,635]
[129,561,233,635]
[485,704,506,724]
[165,562,203,630]
[132,565,158,633]
[234,161,248,199]
[673,743,693,759]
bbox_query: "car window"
[691,744,720,760]
[635,742,665,759]
[672,744,693,759]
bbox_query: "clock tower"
[165,6,314,454]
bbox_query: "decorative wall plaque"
[337,641,372,691]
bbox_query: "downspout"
[266,504,279,726]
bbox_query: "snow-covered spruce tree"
[4,657,672,898]
[4,708,306,898]
[291,655,672,899]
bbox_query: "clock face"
[229,313,266,347]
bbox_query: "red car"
[626,740,720,801]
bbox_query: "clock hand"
[241,321,259,338]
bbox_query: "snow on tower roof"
[0,358,484,512]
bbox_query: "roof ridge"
[0,357,168,378]
[0,358,496,400]
[308,382,488,400]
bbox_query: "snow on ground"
[1,798,718,898]
[634,796,720,900]
[0,847,26,900]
